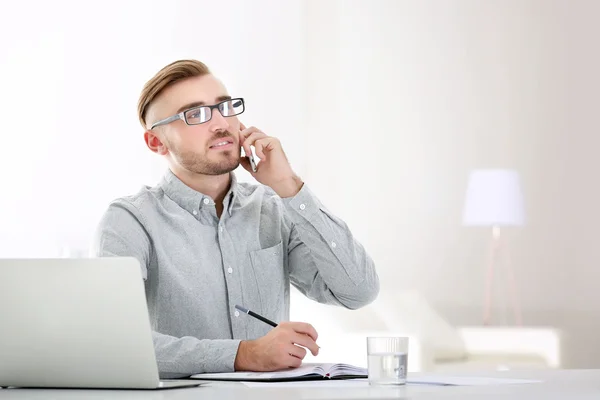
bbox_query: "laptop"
[0,257,202,390]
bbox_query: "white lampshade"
[462,169,525,226]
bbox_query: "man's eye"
[187,109,205,120]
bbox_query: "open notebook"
[190,363,367,382]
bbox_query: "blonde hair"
[137,59,211,128]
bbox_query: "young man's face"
[146,74,242,175]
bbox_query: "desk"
[1,369,599,399]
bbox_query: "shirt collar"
[159,169,238,216]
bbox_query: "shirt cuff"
[281,184,323,222]
[211,339,243,372]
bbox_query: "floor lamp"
[463,169,525,326]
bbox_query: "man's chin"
[202,158,240,176]
[226,159,241,172]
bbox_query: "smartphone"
[242,145,258,172]
[249,151,258,173]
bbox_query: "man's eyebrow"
[176,96,232,113]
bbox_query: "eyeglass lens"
[184,99,244,125]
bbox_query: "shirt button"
[192,210,198,215]
[299,204,306,210]
[219,226,224,233]
[227,267,233,274]
[234,311,240,317]
[331,241,337,248]
[203,198,210,205]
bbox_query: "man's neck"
[170,166,232,208]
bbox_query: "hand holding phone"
[238,122,303,197]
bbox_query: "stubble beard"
[168,132,241,176]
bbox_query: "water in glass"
[368,352,407,385]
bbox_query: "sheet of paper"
[241,376,542,388]
[408,375,543,386]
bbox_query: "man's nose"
[208,108,230,132]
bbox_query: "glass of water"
[367,336,409,386]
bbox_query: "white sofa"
[290,289,562,372]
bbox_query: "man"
[93,59,379,379]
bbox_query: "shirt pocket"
[250,241,285,318]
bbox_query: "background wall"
[0,0,307,255]
[1,0,599,368]
[299,0,600,369]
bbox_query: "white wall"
[299,0,600,368]
[0,0,307,256]
[3,0,600,369]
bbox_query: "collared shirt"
[92,169,379,378]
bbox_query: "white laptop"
[0,257,202,390]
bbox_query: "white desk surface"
[1,369,599,399]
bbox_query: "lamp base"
[483,226,522,326]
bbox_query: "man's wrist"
[270,175,304,198]
[234,340,254,371]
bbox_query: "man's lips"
[209,139,235,149]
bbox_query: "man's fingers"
[239,125,258,156]
[244,131,267,147]
[240,125,261,138]
[291,332,319,356]
[243,132,269,161]
[285,322,319,342]
[254,138,268,160]
[238,127,275,161]
[237,130,251,158]
[285,354,302,368]
[287,344,307,360]
[254,137,279,160]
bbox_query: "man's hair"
[137,59,211,128]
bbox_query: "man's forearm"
[270,175,304,198]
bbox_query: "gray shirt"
[92,169,379,379]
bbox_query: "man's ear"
[144,130,169,155]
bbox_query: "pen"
[235,304,321,350]
[235,304,277,327]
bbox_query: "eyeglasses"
[150,97,245,129]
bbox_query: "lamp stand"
[483,225,522,326]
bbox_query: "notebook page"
[327,363,368,377]
[191,364,322,380]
